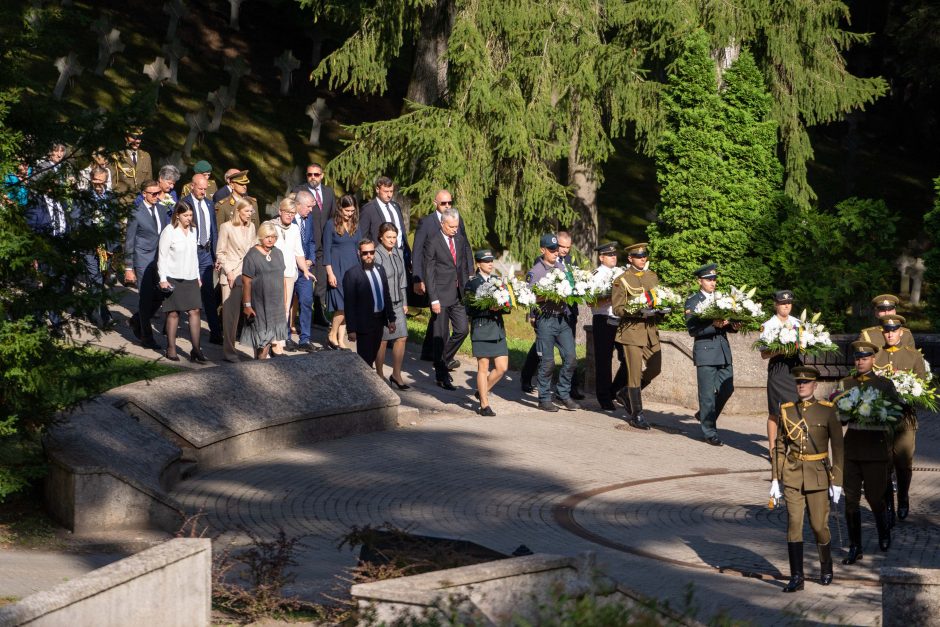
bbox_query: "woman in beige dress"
[216,198,257,362]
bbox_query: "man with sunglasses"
[343,239,396,366]
[293,163,336,327]
[611,242,662,429]
[111,127,152,200]
[125,180,167,350]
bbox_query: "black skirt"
[767,354,802,416]
[161,277,201,312]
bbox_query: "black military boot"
[617,387,632,415]
[818,542,833,585]
[843,510,864,565]
[875,510,892,551]
[897,468,912,520]
[884,484,896,529]
[782,542,804,592]
[627,388,651,430]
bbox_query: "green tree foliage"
[923,176,940,329]
[768,197,899,331]
[648,31,781,293]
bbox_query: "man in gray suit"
[684,263,739,446]
[124,180,167,350]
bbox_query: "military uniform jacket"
[110,149,153,198]
[612,268,660,348]
[774,399,844,491]
[874,345,927,431]
[215,194,261,228]
[859,326,915,348]
[464,273,507,343]
[837,373,896,459]
[684,291,736,366]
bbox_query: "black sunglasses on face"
[360,250,376,256]
[307,172,323,177]
[438,200,453,206]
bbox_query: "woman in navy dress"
[324,194,361,349]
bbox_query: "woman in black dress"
[760,290,802,458]
[465,249,509,416]
[157,203,205,363]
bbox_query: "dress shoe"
[446,359,460,371]
[436,379,457,391]
[705,436,723,447]
[477,406,496,417]
[297,342,317,353]
[141,338,161,351]
[129,314,142,339]
[560,398,580,411]
[599,401,617,411]
[325,340,340,350]
[539,401,559,412]
[570,390,585,400]
[389,376,410,390]
[898,502,909,520]
[163,351,180,362]
[521,383,536,394]
[189,349,209,364]
[629,415,652,430]
[208,334,223,345]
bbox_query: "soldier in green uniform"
[859,294,915,348]
[180,161,218,198]
[110,127,153,202]
[770,366,843,592]
[874,315,927,523]
[835,340,897,564]
[611,242,661,429]
[214,170,260,228]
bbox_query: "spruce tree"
[923,176,940,329]
[648,30,781,292]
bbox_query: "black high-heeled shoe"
[388,376,410,390]
[190,348,208,364]
[163,350,180,362]
[325,339,339,350]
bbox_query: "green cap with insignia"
[791,366,820,382]
[872,294,899,311]
[624,242,649,257]
[193,160,212,174]
[694,263,718,279]
[851,340,879,357]
[230,170,250,185]
[881,315,906,331]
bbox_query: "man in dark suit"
[292,162,336,326]
[292,190,317,351]
[411,189,472,362]
[177,175,222,344]
[343,238,396,366]
[684,263,739,446]
[359,175,411,265]
[124,179,167,349]
[423,208,471,389]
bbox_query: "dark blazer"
[212,184,232,204]
[359,197,412,265]
[412,211,472,283]
[423,228,471,307]
[124,201,166,270]
[176,193,218,261]
[24,197,66,235]
[342,264,395,334]
[292,183,336,263]
[684,291,736,366]
[293,213,316,262]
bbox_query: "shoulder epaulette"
[781,402,795,408]
[818,400,833,407]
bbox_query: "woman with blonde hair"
[216,198,257,362]
[323,194,362,349]
[241,222,287,359]
[157,203,205,363]
[267,196,311,354]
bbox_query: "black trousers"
[355,316,385,366]
[592,314,626,402]
[433,302,468,380]
[197,249,220,337]
[135,260,164,341]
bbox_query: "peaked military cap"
[881,315,906,330]
[773,290,794,304]
[624,242,649,257]
[694,263,718,279]
[230,170,250,185]
[851,340,879,357]
[539,233,558,249]
[872,294,899,310]
[791,366,820,381]
[594,242,618,255]
[193,160,212,174]
[474,248,495,262]
[126,126,144,137]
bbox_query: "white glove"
[769,480,783,500]
[829,485,842,504]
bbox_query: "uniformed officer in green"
[465,249,509,417]
[859,294,915,348]
[874,314,927,523]
[611,242,661,429]
[214,170,260,227]
[770,366,843,592]
[835,340,897,563]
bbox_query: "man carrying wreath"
[612,242,662,429]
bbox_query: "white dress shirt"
[158,225,199,282]
[268,220,304,279]
[378,200,403,248]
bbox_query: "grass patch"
[0,488,62,550]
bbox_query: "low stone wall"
[882,567,940,627]
[351,552,702,626]
[0,539,211,627]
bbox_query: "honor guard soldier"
[590,243,627,411]
[874,315,927,524]
[770,366,843,592]
[611,242,662,429]
[110,127,153,201]
[215,170,260,228]
[684,263,738,446]
[859,294,915,348]
[835,340,897,563]
[181,160,218,198]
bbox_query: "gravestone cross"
[305,98,331,146]
[94,28,125,75]
[274,50,300,96]
[162,39,188,85]
[206,87,236,133]
[224,56,249,97]
[183,108,210,158]
[280,167,302,196]
[53,52,83,100]
[163,0,188,41]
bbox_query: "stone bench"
[45,351,402,534]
